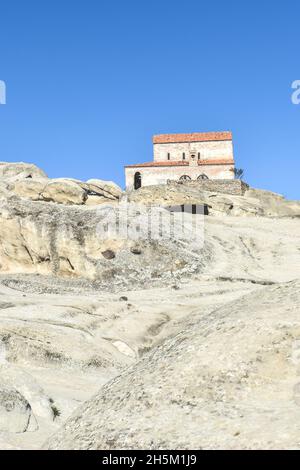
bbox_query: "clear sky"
[0,0,300,198]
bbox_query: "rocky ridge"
[0,161,299,449]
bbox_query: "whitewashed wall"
[153,140,233,162]
[125,164,234,190]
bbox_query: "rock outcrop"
[1,193,300,284]
[0,196,209,283]
[0,162,299,284]
[86,179,123,199]
[128,184,300,217]
[0,162,300,450]
[0,162,123,206]
[0,162,47,181]
[45,280,300,450]
[0,386,33,433]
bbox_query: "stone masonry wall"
[153,140,233,162]
[125,164,235,190]
[170,179,249,196]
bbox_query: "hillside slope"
[0,162,300,449]
[45,280,300,450]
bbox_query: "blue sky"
[0,0,300,198]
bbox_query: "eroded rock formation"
[0,162,300,450]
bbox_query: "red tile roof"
[125,159,234,168]
[153,131,232,144]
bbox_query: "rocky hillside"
[0,162,209,285]
[128,182,300,217]
[0,162,300,449]
[0,162,299,286]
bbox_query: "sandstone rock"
[11,179,48,201]
[0,189,298,449]
[0,164,122,207]
[0,386,32,433]
[0,191,300,284]
[1,161,300,451]
[128,184,300,218]
[41,179,87,205]
[0,364,53,426]
[245,188,300,217]
[86,179,123,199]
[0,162,47,181]
[85,195,117,206]
[45,280,300,450]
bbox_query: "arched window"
[179,175,191,181]
[134,172,142,190]
[197,174,209,180]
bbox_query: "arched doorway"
[197,174,209,180]
[134,172,142,190]
[179,175,191,181]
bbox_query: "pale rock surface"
[0,162,47,181]
[0,208,299,449]
[86,179,123,199]
[1,194,300,283]
[0,274,259,449]
[128,184,300,217]
[0,162,299,450]
[45,280,300,450]
[85,195,117,206]
[0,163,123,206]
[41,179,88,205]
[12,179,48,201]
[245,188,300,217]
[0,195,214,282]
[0,385,32,433]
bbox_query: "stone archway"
[179,175,191,181]
[197,174,209,180]
[134,172,142,190]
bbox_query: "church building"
[125,131,235,190]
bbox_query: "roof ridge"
[125,159,234,168]
[153,131,232,144]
